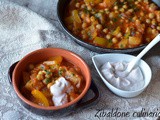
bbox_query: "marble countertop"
[1,0,160,120]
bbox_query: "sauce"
[101,62,144,91]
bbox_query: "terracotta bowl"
[8,48,99,116]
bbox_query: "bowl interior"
[92,53,152,97]
[12,48,91,110]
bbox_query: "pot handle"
[8,61,19,85]
[75,80,99,109]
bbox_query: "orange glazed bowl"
[8,48,99,116]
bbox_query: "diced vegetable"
[36,71,45,81]
[93,37,107,46]
[43,78,51,84]
[118,39,128,48]
[88,25,97,39]
[44,56,63,65]
[21,56,84,107]
[128,36,141,46]
[112,27,121,36]
[31,89,49,107]
[72,10,81,23]
[24,80,34,91]
[124,27,131,39]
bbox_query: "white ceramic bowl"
[92,53,152,98]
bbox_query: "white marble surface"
[1,0,160,120]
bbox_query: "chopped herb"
[58,70,64,76]
[114,1,118,5]
[87,31,92,40]
[72,73,75,76]
[40,65,45,70]
[45,70,51,75]
[108,39,112,43]
[94,13,100,19]
[84,7,90,14]
[112,18,117,22]
[118,14,122,18]
[43,78,51,84]
[120,44,124,48]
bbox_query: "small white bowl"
[92,53,152,98]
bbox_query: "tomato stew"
[20,56,85,107]
[64,0,160,49]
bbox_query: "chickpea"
[149,13,155,19]
[114,5,118,10]
[90,16,95,22]
[81,30,85,34]
[82,34,87,39]
[125,19,129,23]
[135,19,140,25]
[81,4,86,9]
[85,17,91,23]
[37,71,45,81]
[91,11,96,14]
[135,1,139,5]
[140,12,144,16]
[110,20,113,25]
[146,19,151,24]
[103,28,108,33]
[106,34,112,39]
[152,29,157,34]
[99,10,104,13]
[120,8,125,12]
[112,37,118,44]
[109,12,116,19]
[117,33,122,38]
[80,13,85,19]
[132,16,137,21]
[149,3,157,11]
[128,9,134,13]
[105,8,109,12]
[75,3,80,8]
[105,10,110,14]
[82,22,87,28]
[85,3,89,6]
[87,6,92,11]
[144,0,149,3]
[123,5,127,9]
[115,10,119,14]
[96,24,103,30]
[157,26,160,30]
[152,20,156,25]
